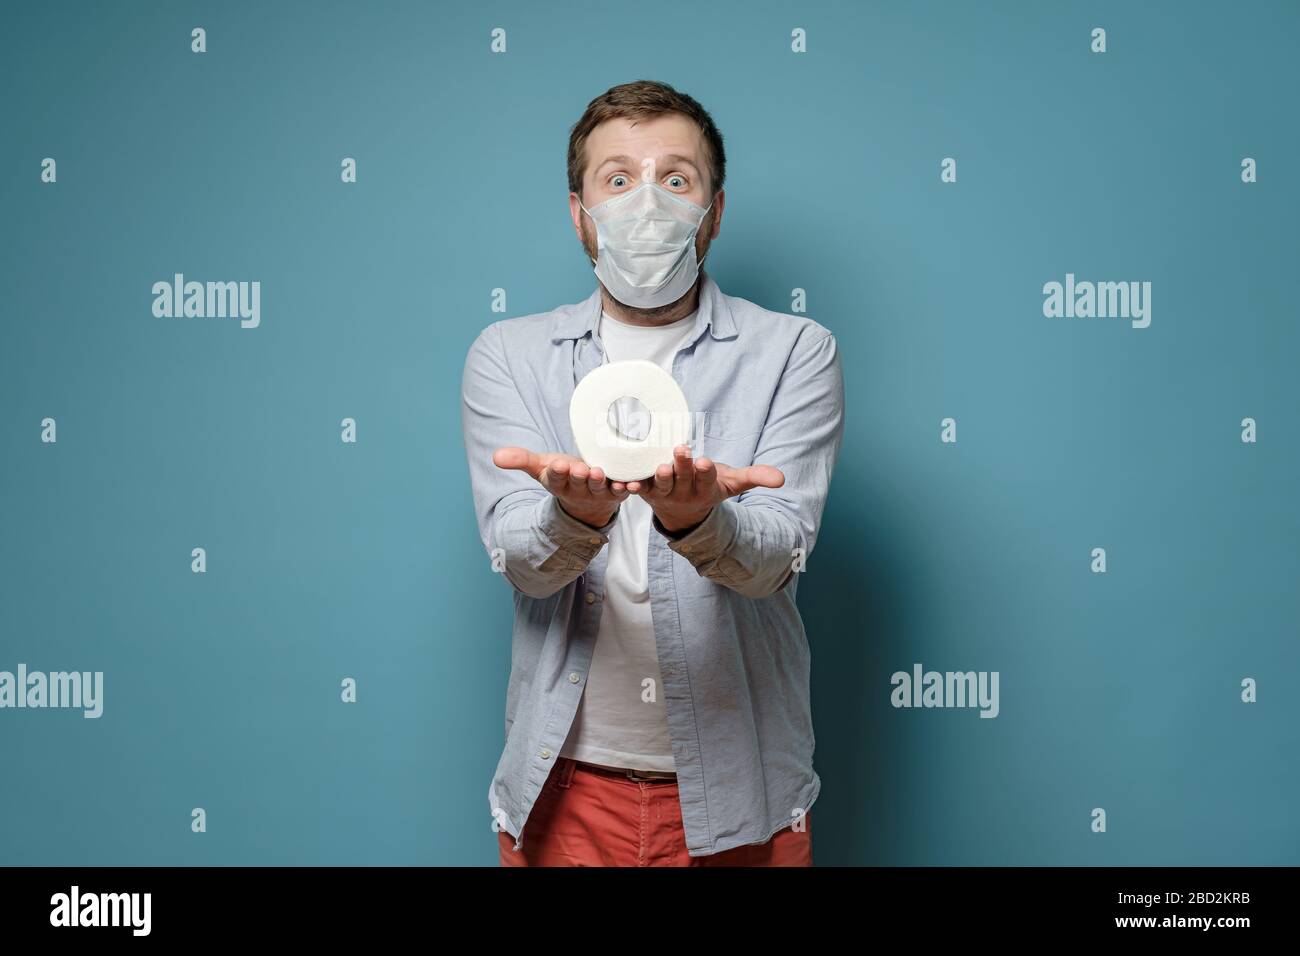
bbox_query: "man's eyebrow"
[659,154,701,172]
[595,155,637,171]
[594,154,702,175]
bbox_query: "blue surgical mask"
[581,183,714,309]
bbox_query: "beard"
[580,206,716,319]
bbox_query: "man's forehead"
[587,115,704,164]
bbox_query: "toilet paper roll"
[569,360,692,481]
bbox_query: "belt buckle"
[625,768,667,782]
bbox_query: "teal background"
[2,0,1297,865]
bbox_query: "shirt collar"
[549,271,738,344]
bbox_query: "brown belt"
[571,758,677,783]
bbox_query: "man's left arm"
[650,328,844,598]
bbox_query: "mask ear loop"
[578,198,599,266]
[693,196,716,269]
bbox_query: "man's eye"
[666,176,685,188]
[611,175,628,188]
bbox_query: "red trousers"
[498,757,812,867]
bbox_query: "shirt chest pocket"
[702,410,762,440]
[698,411,762,464]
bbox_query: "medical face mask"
[580,182,713,309]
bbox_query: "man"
[461,80,844,866]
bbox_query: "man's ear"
[569,192,586,241]
[708,189,725,238]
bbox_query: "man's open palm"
[628,444,785,534]
[494,444,784,536]
[492,447,630,529]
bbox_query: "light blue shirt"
[460,272,845,856]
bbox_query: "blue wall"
[2,0,1296,865]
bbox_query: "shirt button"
[681,545,692,554]
[585,593,596,604]
[568,672,581,684]
[588,536,600,544]
[539,748,552,759]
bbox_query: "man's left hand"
[627,444,785,535]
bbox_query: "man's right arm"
[461,323,613,599]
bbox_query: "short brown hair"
[567,80,726,199]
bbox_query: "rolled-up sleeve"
[654,328,844,598]
[461,323,614,599]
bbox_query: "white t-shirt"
[558,308,698,772]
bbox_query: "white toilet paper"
[569,360,692,481]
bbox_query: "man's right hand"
[492,447,630,529]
